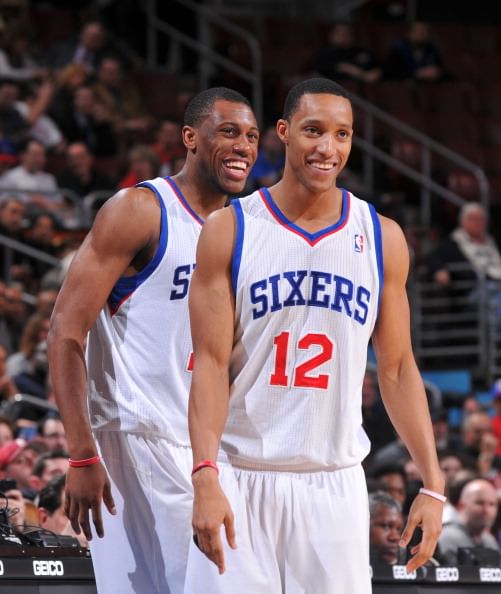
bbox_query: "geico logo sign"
[33,560,64,576]
[0,560,4,576]
[436,567,459,582]
[392,565,417,580]
[480,567,501,582]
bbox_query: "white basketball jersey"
[86,176,201,445]
[222,187,383,471]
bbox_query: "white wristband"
[419,487,447,503]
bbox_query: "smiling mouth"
[309,161,337,171]
[224,160,248,172]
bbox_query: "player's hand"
[399,492,443,573]
[64,463,116,541]
[192,469,236,574]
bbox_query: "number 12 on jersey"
[269,331,334,389]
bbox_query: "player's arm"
[371,214,445,573]
[188,206,236,575]
[47,187,159,540]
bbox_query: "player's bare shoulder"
[90,185,161,254]
[377,213,410,277]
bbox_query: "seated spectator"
[37,474,88,547]
[45,20,119,76]
[34,288,58,318]
[19,210,59,291]
[426,203,501,291]
[29,450,69,493]
[0,24,48,83]
[437,478,500,565]
[0,282,16,354]
[92,54,151,136]
[0,78,31,151]
[245,124,285,193]
[0,343,17,402]
[37,414,67,453]
[0,438,38,500]
[118,144,160,189]
[151,118,186,177]
[369,462,408,508]
[454,411,501,475]
[47,63,89,128]
[312,22,382,84]
[6,312,51,400]
[52,84,118,158]
[3,283,29,352]
[383,21,448,82]
[0,139,62,212]
[14,78,66,153]
[0,139,18,176]
[57,141,116,200]
[369,491,404,566]
[0,195,26,283]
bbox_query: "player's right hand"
[192,469,236,574]
[64,463,116,541]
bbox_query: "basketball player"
[186,78,445,593]
[46,87,259,594]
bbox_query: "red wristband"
[192,460,219,477]
[68,455,101,468]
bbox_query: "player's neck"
[172,172,228,220]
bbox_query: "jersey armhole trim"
[231,199,244,295]
[368,202,384,315]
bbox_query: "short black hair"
[31,449,69,477]
[369,490,402,517]
[38,474,65,515]
[282,77,351,121]
[184,87,252,127]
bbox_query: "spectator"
[0,24,48,83]
[47,62,89,127]
[6,312,51,400]
[369,491,404,565]
[37,414,67,453]
[0,282,15,354]
[0,78,31,150]
[14,78,66,153]
[370,462,408,508]
[51,84,118,158]
[0,195,26,283]
[0,139,62,211]
[117,144,160,189]
[383,21,448,82]
[361,367,395,459]
[40,236,82,291]
[455,411,501,473]
[57,141,116,199]
[37,474,88,547]
[245,124,285,193]
[151,117,186,177]
[29,450,68,492]
[45,20,117,75]
[3,283,28,352]
[34,288,58,318]
[0,343,17,402]
[312,22,382,84]
[437,478,500,565]
[19,210,59,290]
[0,438,36,496]
[0,138,18,175]
[92,54,151,135]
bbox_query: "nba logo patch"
[354,234,364,253]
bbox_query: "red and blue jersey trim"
[107,181,168,315]
[231,199,244,293]
[368,202,384,315]
[165,176,204,226]
[258,187,350,246]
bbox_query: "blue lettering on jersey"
[250,270,372,325]
[170,264,196,300]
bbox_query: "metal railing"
[144,0,263,125]
[347,91,490,229]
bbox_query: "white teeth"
[311,162,335,170]
[226,160,247,170]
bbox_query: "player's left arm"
[371,214,445,573]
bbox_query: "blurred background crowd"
[0,0,500,568]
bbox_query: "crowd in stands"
[0,0,500,569]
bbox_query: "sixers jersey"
[222,187,383,471]
[86,176,201,445]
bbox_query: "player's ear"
[276,119,288,145]
[182,126,197,151]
